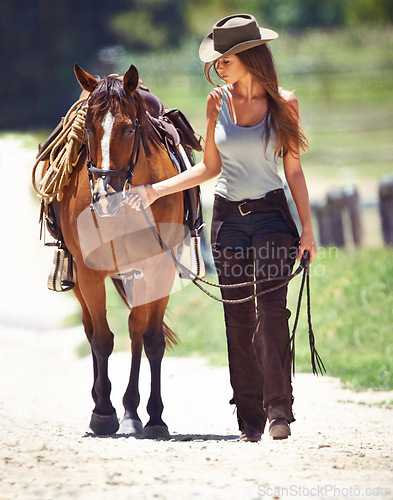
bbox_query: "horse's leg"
[119,303,169,439]
[77,270,119,435]
[119,306,146,436]
[73,282,99,405]
[143,299,170,439]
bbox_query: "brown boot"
[239,425,262,443]
[269,418,291,440]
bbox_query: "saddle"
[147,107,204,234]
[138,84,203,154]
[138,85,204,233]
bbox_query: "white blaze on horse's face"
[91,110,116,216]
[101,111,115,170]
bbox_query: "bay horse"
[60,64,185,437]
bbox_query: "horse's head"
[75,64,147,217]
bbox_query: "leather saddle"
[138,85,203,154]
[140,88,204,234]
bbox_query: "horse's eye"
[127,126,136,135]
[85,126,92,135]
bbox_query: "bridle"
[85,117,141,211]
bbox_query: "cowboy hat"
[199,14,278,63]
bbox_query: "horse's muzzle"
[91,188,127,218]
[91,195,119,217]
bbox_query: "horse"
[59,64,185,438]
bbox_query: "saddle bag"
[150,113,204,233]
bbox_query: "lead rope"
[289,255,326,375]
[139,205,325,375]
[305,260,326,375]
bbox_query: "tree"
[1,0,391,130]
[0,0,122,128]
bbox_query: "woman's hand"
[125,184,157,210]
[298,229,317,263]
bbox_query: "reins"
[139,204,325,375]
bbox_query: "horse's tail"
[163,322,179,350]
[111,278,132,310]
[111,278,179,349]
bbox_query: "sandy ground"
[0,137,392,500]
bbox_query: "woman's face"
[216,55,249,84]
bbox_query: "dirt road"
[0,137,392,500]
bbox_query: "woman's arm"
[283,92,317,263]
[127,90,222,209]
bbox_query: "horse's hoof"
[143,425,170,440]
[119,417,144,436]
[89,411,119,435]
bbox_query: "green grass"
[286,247,393,391]
[97,247,393,392]
[165,275,227,365]
[338,399,393,410]
[168,247,393,392]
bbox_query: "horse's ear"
[123,65,139,95]
[74,64,99,93]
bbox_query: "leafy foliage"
[1,0,392,128]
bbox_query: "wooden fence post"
[344,184,363,247]
[379,176,393,246]
[313,185,363,248]
[326,188,346,247]
[314,201,334,247]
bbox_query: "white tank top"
[214,86,283,201]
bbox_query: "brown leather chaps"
[213,232,298,433]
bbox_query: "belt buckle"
[238,202,251,216]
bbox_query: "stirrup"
[47,247,76,292]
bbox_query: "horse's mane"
[88,76,161,156]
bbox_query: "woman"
[128,13,317,442]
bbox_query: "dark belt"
[211,189,300,250]
[218,189,285,216]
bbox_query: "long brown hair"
[204,44,309,158]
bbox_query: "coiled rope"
[32,98,88,202]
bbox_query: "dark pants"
[213,208,297,433]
